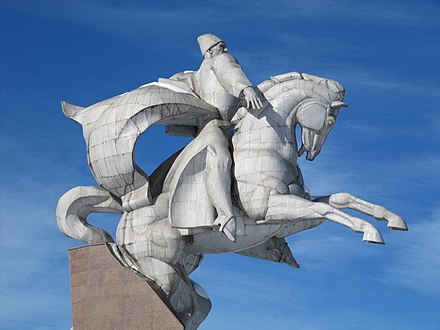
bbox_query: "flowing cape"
[62,82,219,203]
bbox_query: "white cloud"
[241,0,440,25]
[381,209,440,294]
[192,228,418,330]
[0,184,75,327]
[3,0,439,39]
[286,205,440,296]
[325,65,440,100]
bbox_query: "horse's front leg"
[313,193,408,231]
[260,194,385,244]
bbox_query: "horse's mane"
[258,72,345,104]
[231,72,345,127]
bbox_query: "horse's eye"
[327,118,335,126]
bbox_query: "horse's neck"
[232,75,340,166]
[233,99,300,151]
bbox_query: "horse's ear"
[331,101,348,108]
[297,103,327,131]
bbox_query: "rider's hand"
[243,87,263,110]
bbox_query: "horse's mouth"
[299,144,320,161]
[306,149,320,161]
[299,128,322,161]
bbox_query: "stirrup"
[215,215,236,242]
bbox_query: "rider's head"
[197,34,227,59]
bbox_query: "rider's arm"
[212,53,262,109]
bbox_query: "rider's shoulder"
[213,53,238,66]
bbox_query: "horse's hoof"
[362,230,385,244]
[387,215,408,231]
[286,257,300,269]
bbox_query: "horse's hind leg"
[262,194,385,244]
[314,193,408,231]
[120,217,211,329]
[167,270,211,330]
[129,256,210,329]
[185,280,212,330]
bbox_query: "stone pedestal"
[69,244,184,330]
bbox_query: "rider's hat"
[197,34,225,55]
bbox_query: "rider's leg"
[261,194,385,243]
[314,193,408,230]
[205,139,236,241]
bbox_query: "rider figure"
[193,34,263,241]
[195,34,263,119]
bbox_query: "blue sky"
[0,0,439,329]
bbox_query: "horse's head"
[255,72,347,161]
[297,99,347,161]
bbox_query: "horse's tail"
[56,186,124,244]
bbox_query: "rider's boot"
[205,138,237,242]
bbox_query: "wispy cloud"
[3,0,439,38]
[380,209,440,294]
[325,65,440,100]
[0,156,79,327]
[3,0,438,103]
[1,0,217,41]
[298,137,440,201]
[0,211,73,328]
[240,0,440,25]
[193,228,419,330]
[234,34,440,100]
[279,192,440,296]
[284,210,440,299]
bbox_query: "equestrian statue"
[57,34,408,329]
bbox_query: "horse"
[57,72,407,329]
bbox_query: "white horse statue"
[57,71,407,329]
